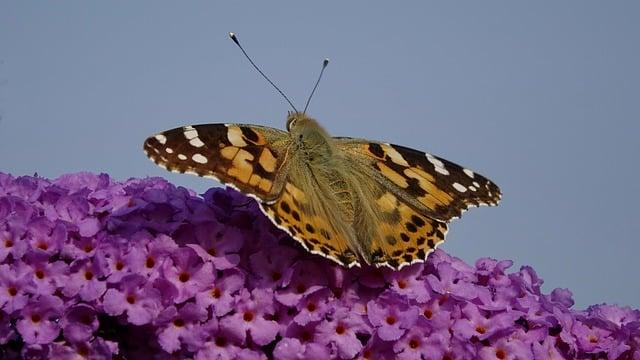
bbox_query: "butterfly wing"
[365,189,449,269]
[144,124,291,202]
[335,138,501,222]
[256,179,361,268]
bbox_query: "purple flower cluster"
[0,171,638,359]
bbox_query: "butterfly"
[143,111,501,270]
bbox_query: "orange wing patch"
[144,124,287,201]
[339,140,501,221]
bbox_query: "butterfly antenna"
[229,32,298,113]
[303,58,329,114]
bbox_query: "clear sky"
[1,2,638,309]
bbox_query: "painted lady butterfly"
[144,112,501,269]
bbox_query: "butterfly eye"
[287,118,297,132]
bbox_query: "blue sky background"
[1,2,638,309]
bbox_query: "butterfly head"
[286,111,311,132]
[285,112,333,156]
[286,111,328,136]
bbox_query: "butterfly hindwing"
[364,190,447,268]
[257,181,360,268]
[144,124,290,202]
[336,138,501,222]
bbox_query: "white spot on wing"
[453,182,467,193]
[426,153,442,167]
[178,154,187,160]
[463,168,475,178]
[189,138,205,148]
[426,154,449,176]
[192,153,208,164]
[226,125,248,147]
[183,126,198,140]
[435,167,449,176]
[382,144,409,166]
[155,134,167,144]
[165,148,174,154]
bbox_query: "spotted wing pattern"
[368,191,449,269]
[144,124,290,202]
[257,182,360,268]
[336,138,501,222]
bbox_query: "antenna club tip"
[229,32,239,44]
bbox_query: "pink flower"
[317,306,369,359]
[478,337,533,360]
[184,221,245,270]
[367,293,419,341]
[103,274,162,325]
[62,258,107,302]
[0,262,34,313]
[220,289,279,346]
[156,302,208,353]
[16,295,63,345]
[384,263,430,303]
[196,269,245,317]
[60,304,99,343]
[452,303,521,341]
[162,247,215,303]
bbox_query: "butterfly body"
[144,112,501,269]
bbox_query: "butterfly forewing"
[335,138,501,222]
[144,124,290,202]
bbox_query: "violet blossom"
[0,171,639,359]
